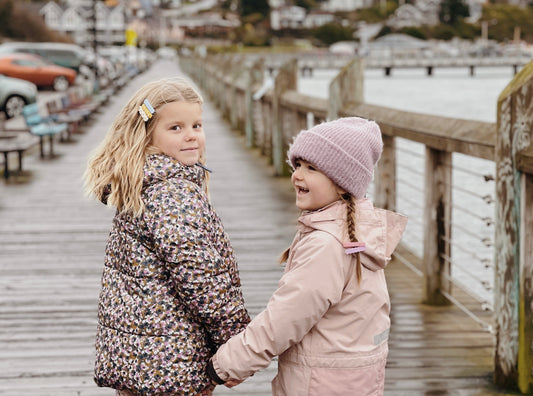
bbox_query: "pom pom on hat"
[288,117,383,199]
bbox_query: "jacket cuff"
[207,359,225,385]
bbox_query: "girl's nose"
[184,127,196,140]
[291,167,302,181]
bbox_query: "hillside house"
[40,0,129,46]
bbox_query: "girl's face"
[151,101,205,166]
[291,159,345,211]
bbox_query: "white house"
[40,0,128,46]
[270,6,307,30]
[303,10,335,29]
[321,0,374,12]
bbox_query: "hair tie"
[139,99,155,122]
[343,241,366,255]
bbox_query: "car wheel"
[53,76,69,91]
[4,95,26,119]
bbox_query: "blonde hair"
[84,77,204,216]
[279,193,362,282]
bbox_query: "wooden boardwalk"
[0,59,518,395]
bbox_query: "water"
[298,66,515,122]
[297,65,516,307]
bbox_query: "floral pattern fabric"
[94,154,250,395]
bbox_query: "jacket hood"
[298,200,407,271]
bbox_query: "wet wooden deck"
[0,59,517,395]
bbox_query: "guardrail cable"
[439,288,494,334]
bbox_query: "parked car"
[0,42,88,72]
[0,53,77,91]
[0,74,37,119]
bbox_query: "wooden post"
[494,60,533,391]
[519,171,533,394]
[374,134,396,211]
[245,58,264,148]
[272,59,297,176]
[423,148,452,305]
[328,57,364,120]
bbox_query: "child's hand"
[224,378,243,388]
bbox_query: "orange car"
[0,53,77,91]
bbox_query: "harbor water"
[298,65,517,307]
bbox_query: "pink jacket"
[212,200,407,396]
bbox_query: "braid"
[279,247,290,265]
[343,193,362,282]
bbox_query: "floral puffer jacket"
[94,154,250,395]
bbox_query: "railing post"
[374,134,396,211]
[272,59,297,176]
[494,60,533,392]
[245,58,264,148]
[518,169,533,394]
[229,56,243,130]
[423,148,452,305]
[328,57,364,120]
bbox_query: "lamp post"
[92,0,99,90]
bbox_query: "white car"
[0,74,38,119]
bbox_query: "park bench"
[0,132,39,180]
[46,98,86,135]
[60,88,101,118]
[22,103,68,158]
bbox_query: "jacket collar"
[143,153,205,187]
[297,200,347,242]
[296,200,407,272]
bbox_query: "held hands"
[222,378,243,388]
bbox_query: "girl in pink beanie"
[207,117,408,395]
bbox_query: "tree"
[240,0,269,19]
[313,23,353,46]
[439,0,470,25]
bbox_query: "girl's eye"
[308,165,316,171]
[193,123,202,130]
[294,159,301,168]
[171,125,182,131]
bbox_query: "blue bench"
[22,103,68,158]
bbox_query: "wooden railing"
[180,53,533,394]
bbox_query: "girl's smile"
[151,101,205,166]
[291,159,345,211]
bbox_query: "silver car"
[0,74,38,119]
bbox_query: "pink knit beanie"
[288,117,383,199]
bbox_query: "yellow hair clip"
[139,99,155,122]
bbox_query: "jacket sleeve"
[212,231,348,381]
[147,181,250,346]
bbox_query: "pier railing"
[241,51,531,76]
[180,53,533,394]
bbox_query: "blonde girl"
[207,117,407,396]
[85,78,250,396]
